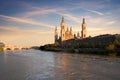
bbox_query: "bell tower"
[61,16,66,41]
[81,18,87,38]
[55,26,58,43]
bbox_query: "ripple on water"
[0,50,120,80]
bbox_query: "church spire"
[81,18,86,38]
[83,18,85,24]
[55,26,58,35]
[61,16,66,41]
[55,26,58,43]
[61,16,66,29]
[62,16,64,23]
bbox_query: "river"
[0,49,120,80]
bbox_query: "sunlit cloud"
[85,9,104,16]
[106,21,115,25]
[0,15,54,29]
[57,12,80,23]
[84,16,116,26]
[17,7,80,24]
[0,26,54,46]
[0,26,53,35]
[88,18,103,24]
[22,8,64,18]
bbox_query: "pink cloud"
[0,15,54,28]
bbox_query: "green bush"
[105,44,115,51]
[0,47,3,51]
[114,39,120,47]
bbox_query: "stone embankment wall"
[62,34,120,48]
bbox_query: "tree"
[105,44,115,51]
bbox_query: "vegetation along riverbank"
[0,42,4,52]
[39,34,120,56]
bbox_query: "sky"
[0,0,120,46]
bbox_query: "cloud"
[84,16,116,26]
[20,7,80,24]
[0,26,53,35]
[68,0,106,9]
[0,15,54,29]
[88,17,103,24]
[0,25,54,46]
[57,12,80,23]
[22,8,64,18]
[84,9,104,16]
[0,26,22,35]
[106,21,115,25]
[17,7,81,24]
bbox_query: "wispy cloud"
[106,21,115,25]
[17,7,81,24]
[21,7,81,24]
[84,9,104,16]
[57,12,80,23]
[88,17,103,24]
[0,26,53,35]
[0,26,23,35]
[22,8,63,18]
[19,6,103,24]
[0,15,54,28]
[84,16,116,26]
[0,25,54,46]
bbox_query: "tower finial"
[62,16,64,22]
[81,18,86,38]
[83,18,85,24]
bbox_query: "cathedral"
[55,16,87,44]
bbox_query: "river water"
[0,49,120,80]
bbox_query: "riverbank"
[39,46,120,56]
[39,34,120,56]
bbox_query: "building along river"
[0,49,120,80]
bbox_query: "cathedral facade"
[55,17,87,44]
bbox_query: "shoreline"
[39,47,120,57]
[39,34,120,57]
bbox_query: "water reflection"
[3,51,8,64]
[0,50,120,80]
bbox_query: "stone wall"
[61,34,120,48]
